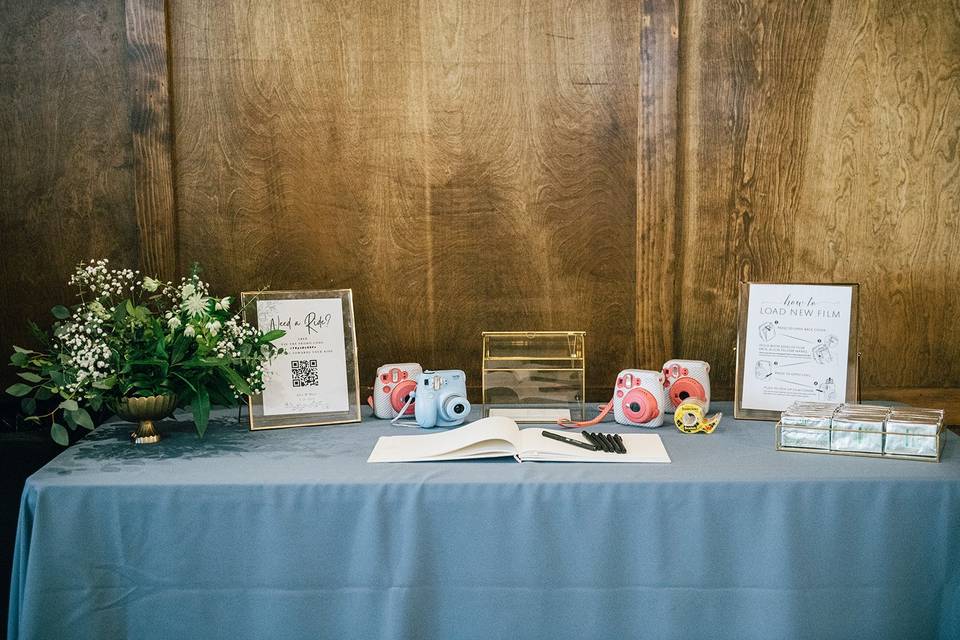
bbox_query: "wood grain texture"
[637,0,679,367]
[2,0,958,410]
[420,0,639,397]
[170,0,435,393]
[678,0,960,398]
[0,0,138,379]
[169,0,640,398]
[125,0,177,279]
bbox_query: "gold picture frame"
[241,289,361,430]
[735,282,860,421]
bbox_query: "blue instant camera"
[414,369,471,428]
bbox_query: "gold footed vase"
[115,394,178,445]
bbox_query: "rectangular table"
[8,402,960,640]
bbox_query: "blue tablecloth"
[8,402,960,640]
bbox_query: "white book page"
[367,417,521,463]
[517,429,671,463]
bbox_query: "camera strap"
[390,394,421,428]
[557,399,614,428]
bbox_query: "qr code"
[290,360,319,387]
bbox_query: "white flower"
[88,301,109,319]
[183,324,196,338]
[168,316,182,330]
[206,320,221,336]
[180,283,196,299]
[215,297,231,311]
[183,294,209,317]
[142,277,160,292]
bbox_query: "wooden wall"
[0,0,139,368]
[1,0,958,416]
[676,0,960,406]
[169,0,640,399]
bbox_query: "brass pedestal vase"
[115,394,178,444]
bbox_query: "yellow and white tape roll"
[674,398,722,434]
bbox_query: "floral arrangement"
[6,259,284,444]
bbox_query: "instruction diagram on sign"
[741,284,854,412]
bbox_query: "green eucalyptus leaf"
[35,387,52,401]
[92,377,116,390]
[18,372,43,383]
[192,386,210,439]
[50,422,69,446]
[63,410,78,430]
[51,305,70,320]
[89,396,103,411]
[11,352,29,367]
[6,383,33,397]
[259,330,285,343]
[59,399,79,411]
[20,397,37,414]
[71,408,95,430]
[13,345,33,354]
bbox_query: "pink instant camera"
[661,359,711,413]
[371,363,422,419]
[612,369,667,428]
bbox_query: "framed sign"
[735,282,859,421]
[241,289,361,430]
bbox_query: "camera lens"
[629,402,641,412]
[678,391,690,400]
[453,403,465,414]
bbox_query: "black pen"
[591,432,611,453]
[583,431,605,451]
[580,431,603,451]
[542,430,598,451]
[613,433,627,454]
[599,432,617,453]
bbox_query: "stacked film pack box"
[779,402,840,450]
[884,407,944,457]
[830,405,887,454]
[778,402,944,459]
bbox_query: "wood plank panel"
[170,0,639,399]
[125,0,177,279]
[0,0,138,382]
[678,0,960,397]
[419,0,640,397]
[637,0,679,368]
[169,0,435,394]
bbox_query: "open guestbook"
[367,416,671,463]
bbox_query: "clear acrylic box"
[776,402,945,462]
[481,331,585,421]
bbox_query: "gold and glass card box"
[481,331,586,421]
[776,401,944,462]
